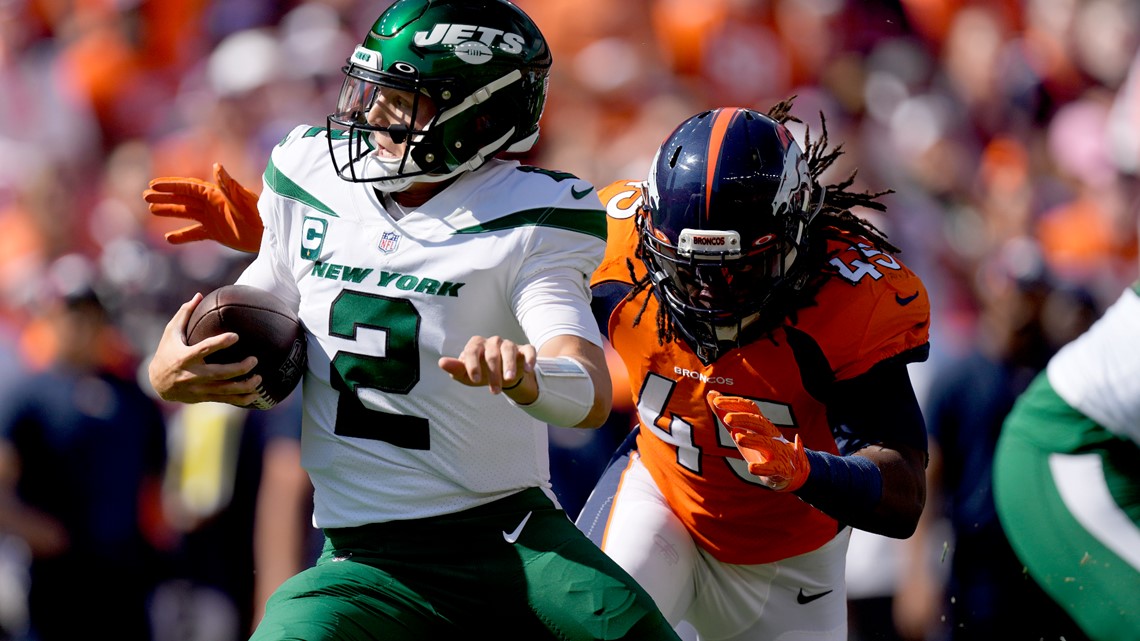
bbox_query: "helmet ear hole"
[409,139,443,172]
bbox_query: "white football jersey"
[1047,283,1140,445]
[237,124,606,527]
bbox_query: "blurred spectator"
[897,239,1097,641]
[154,392,319,641]
[846,528,909,641]
[1038,92,1139,300]
[0,0,102,185]
[0,255,170,641]
[1108,47,1140,174]
[845,515,952,641]
[149,27,288,192]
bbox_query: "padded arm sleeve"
[827,355,928,456]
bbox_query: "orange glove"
[144,162,264,253]
[707,390,810,492]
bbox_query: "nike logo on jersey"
[796,588,833,604]
[503,511,533,544]
[571,185,595,200]
[895,291,920,306]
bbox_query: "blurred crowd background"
[0,0,1137,640]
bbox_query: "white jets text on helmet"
[414,24,526,53]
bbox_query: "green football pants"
[250,487,679,640]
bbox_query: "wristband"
[794,450,883,525]
[509,356,594,427]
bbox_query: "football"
[185,284,307,410]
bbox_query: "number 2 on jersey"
[328,290,430,449]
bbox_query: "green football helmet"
[327,0,552,190]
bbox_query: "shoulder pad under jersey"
[794,233,931,380]
[592,179,647,288]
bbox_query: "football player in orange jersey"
[574,102,931,640]
[143,100,930,641]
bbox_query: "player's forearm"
[511,336,612,428]
[794,444,925,539]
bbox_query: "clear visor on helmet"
[330,71,430,144]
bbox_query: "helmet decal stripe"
[704,108,736,222]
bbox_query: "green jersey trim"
[452,208,606,241]
[264,157,340,218]
[1006,373,1108,453]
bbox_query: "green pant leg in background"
[995,376,1140,641]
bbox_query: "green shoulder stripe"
[453,207,606,241]
[263,157,339,218]
[1132,280,1140,296]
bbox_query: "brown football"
[185,285,306,410]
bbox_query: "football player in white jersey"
[145,1,679,639]
[994,279,1140,641]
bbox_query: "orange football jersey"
[593,180,931,565]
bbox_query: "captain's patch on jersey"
[301,216,328,261]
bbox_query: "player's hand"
[148,293,264,406]
[707,390,810,491]
[144,162,264,253]
[438,335,537,398]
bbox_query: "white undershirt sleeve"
[512,266,602,351]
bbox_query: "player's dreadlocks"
[766,97,897,255]
[625,98,898,349]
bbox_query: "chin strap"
[451,129,515,174]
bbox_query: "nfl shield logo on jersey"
[378,231,401,254]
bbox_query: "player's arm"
[143,163,264,253]
[709,356,927,539]
[529,334,612,428]
[811,357,928,538]
[147,293,263,406]
[438,333,612,429]
[440,256,612,428]
[590,281,631,339]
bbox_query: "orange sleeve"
[592,180,647,288]
[798,236,932,380]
